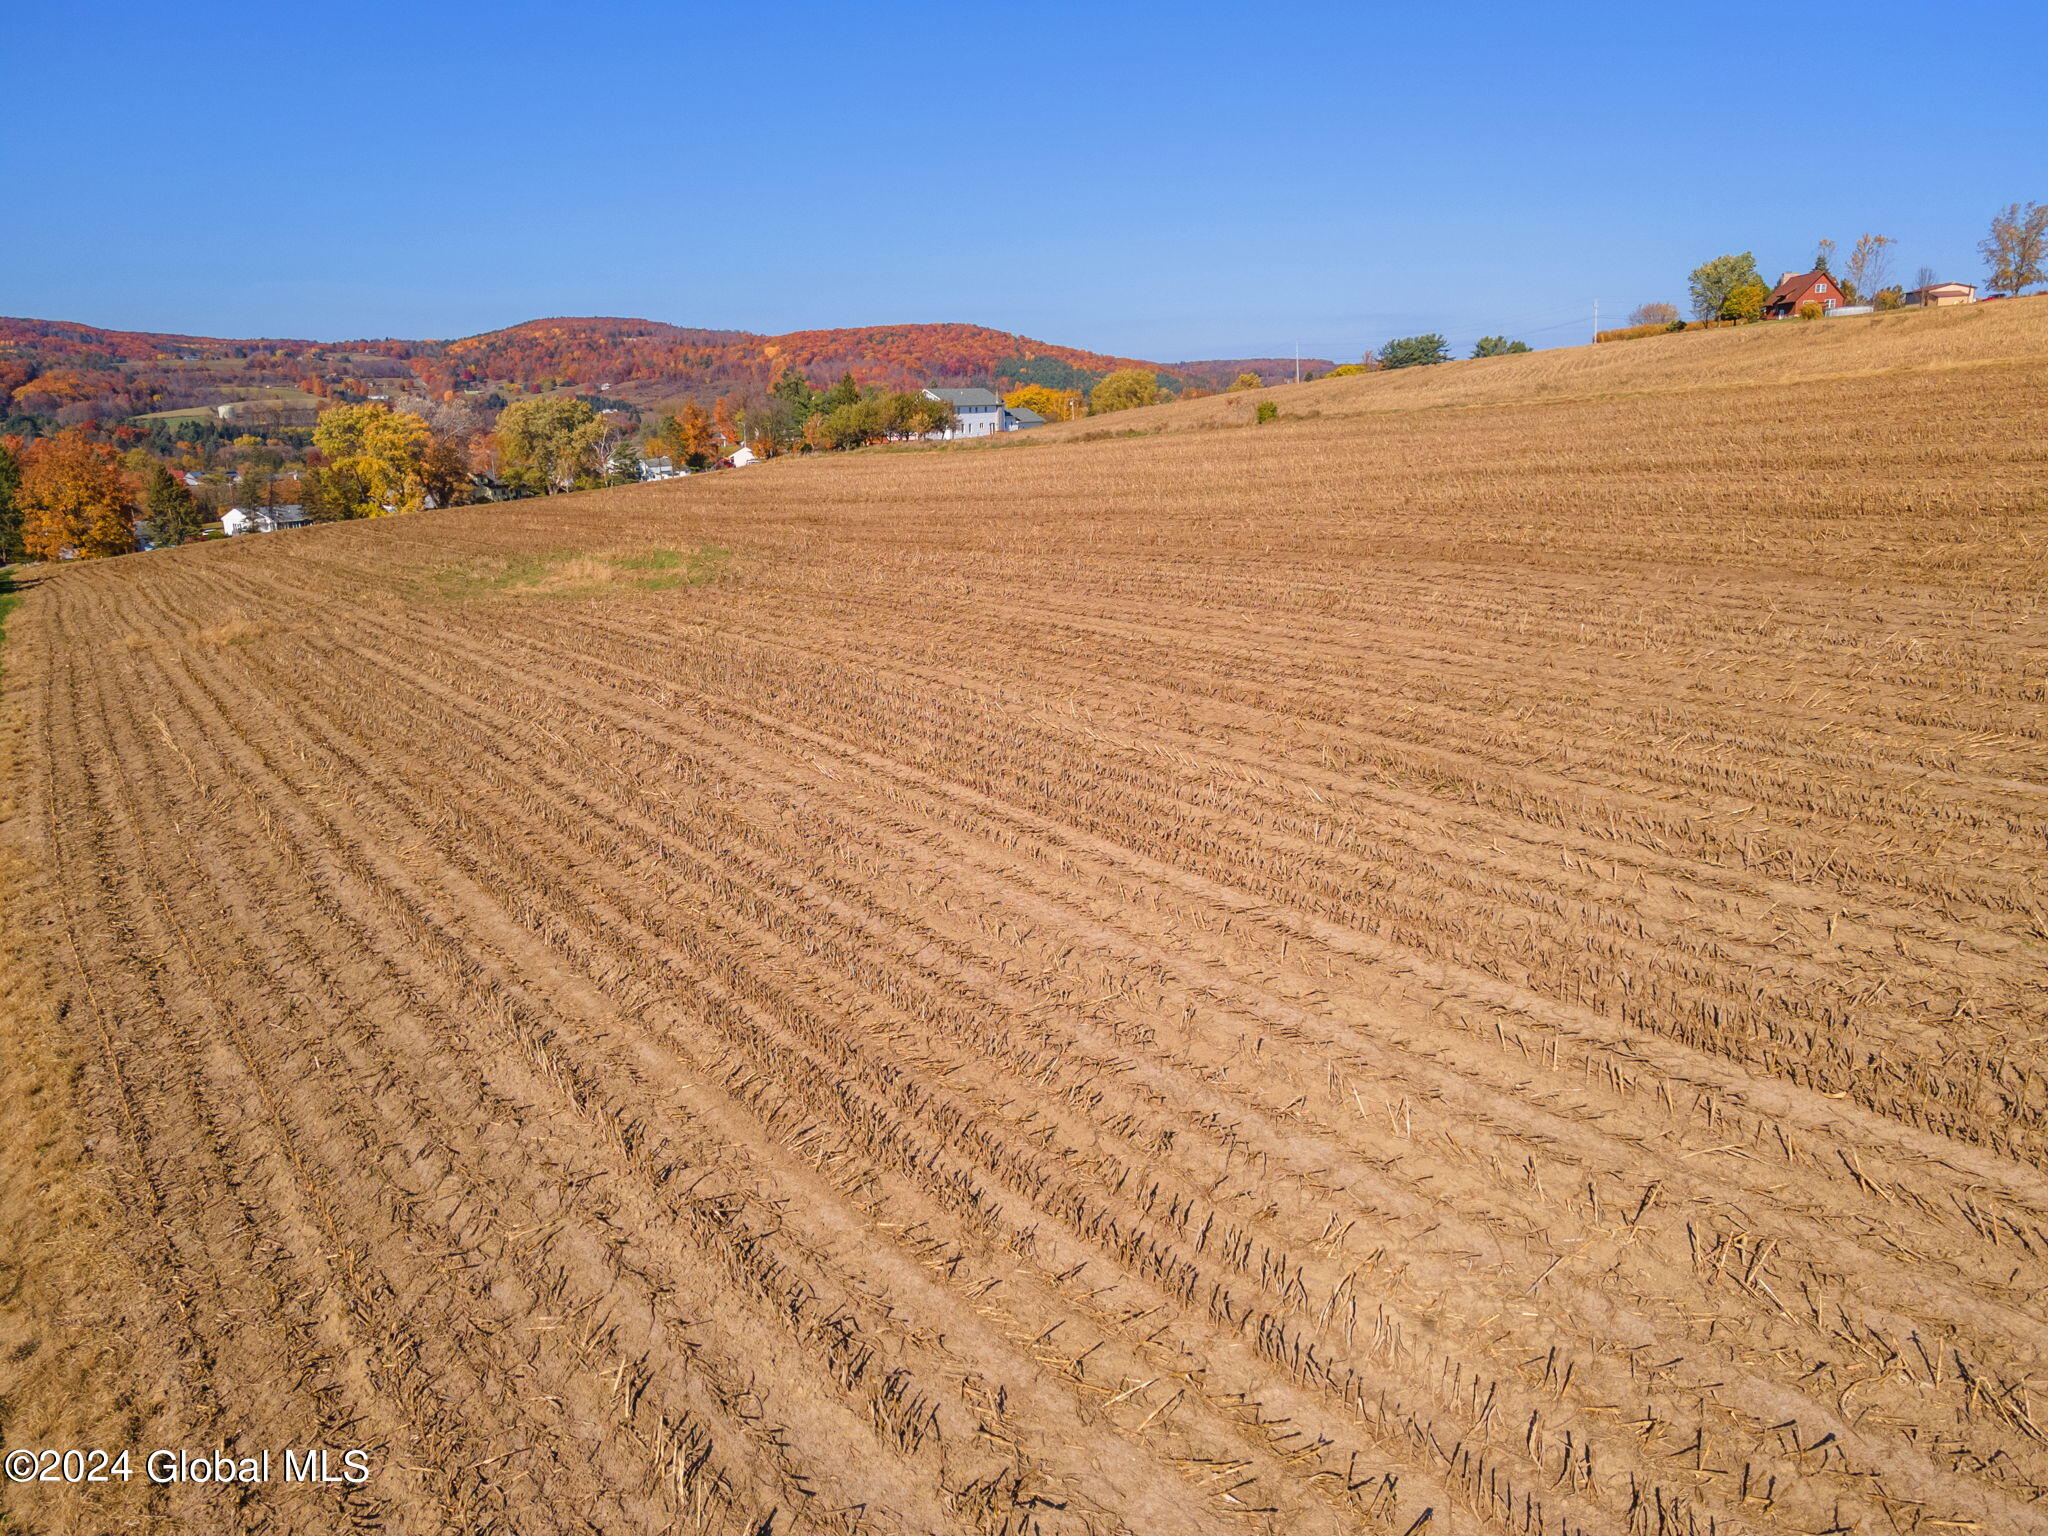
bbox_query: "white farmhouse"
[922,387,1006,438]
[221,504,309,536]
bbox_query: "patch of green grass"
[0,567,24,671]
[130,387,328,424]
[1072,425,1161,442]
[128,405,221,422]
[433,553,550,596]
[614,545,733,590]
[433,544,732,600]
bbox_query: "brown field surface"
[3,301,2047,1536]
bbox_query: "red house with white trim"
[1764,269,1845,318]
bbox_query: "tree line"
[1308,333,1532,377]
[1644,202,2046,328]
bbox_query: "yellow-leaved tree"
[1723,281,1769,323]
[312,403,432,517]
[1001,385,1074,422]
[496,397,609,492]
[1087,369,1160,415]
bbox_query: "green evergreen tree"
[1379,334,1452,369]
[0,441,22,562]
[1471,336,1532,357]
[142,463,203,547]
[823,371,861,411]
[770,367,817,417]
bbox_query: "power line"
[1302,295,1668,365]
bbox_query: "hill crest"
[0,314,1288,423]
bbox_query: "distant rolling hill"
[0,314,1301,424]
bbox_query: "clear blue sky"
[10,0,2045,362]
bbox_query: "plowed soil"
[4,301,2047,1536]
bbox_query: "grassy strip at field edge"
[429,543,734,601]
[0,567,22,662]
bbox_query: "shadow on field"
[0,564,47,658]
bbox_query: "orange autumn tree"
[677,402,718,468]
[713,395,741,448]
[20,429,138,561]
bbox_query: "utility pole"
[1592,300,1600,342]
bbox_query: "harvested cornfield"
[3,300,2047,1536]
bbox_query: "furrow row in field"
[79,552,1720,1536]
[81,575,1164,1535]
[172,573,2031,1536]
[235,565,2048,1253]
[163,561,2048,1253]
[152,570,1556,1535]
[376,593,2048,1302]
[19,331,2048,1536]
[804,565,2048,779]
[761,578,2045,906]
[416,594,2048,1169]
[577,588,2035,1031]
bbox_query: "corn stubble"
[4,301,2046,1535]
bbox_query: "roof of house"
[1767,270,1835,305]
[1915,281,1976,294]
[1006,406,1047,426]
[924,387,1003,407]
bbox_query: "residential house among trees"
[1904,281,1977,307]
[1763,270,1846,318]
[922,387,1006,438]
[918,388,1049,437]
[221,503,309,536]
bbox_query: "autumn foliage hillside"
[0,313,1265,425]
[429,317,1179,402]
